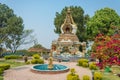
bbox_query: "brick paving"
[4,61,92,80]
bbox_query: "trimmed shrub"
[0,68,4,75]
[67,68,80,80]
[33,54,40,59]
[0,64,10,70]
[4,55,22,60]
[78,59,88,66]
[67,74,80,80]
[89,63,97,70]
[70,68,76,75]
[94,72,102,80]
[26,61,31,64]
[30,54,44,64]
[31,59,44,64]
[82,62,89,67]
[83,75,90,80]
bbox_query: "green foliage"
[0,75,3,80]
[89,63,98,70]
[31,59,44,64]
[0,3,24,53]
[32,44,42,48]
[67,68,80,80]
[0,3,33,53]
[104,66,112,73]
[54,6,90,42]
[31,54,44,64]
[70,68,76,76]
[17,50,35,56]
[0,68,4,75]
[82,62,89,67]
[0,3,14,44]
[26,61,31,64]
[5,16,24,53]
[4,55,22,60]
[78,59,89,66]
[67,74,80,80]
[91,34,120,68]
[0,64,10,70]
[94,72,102,80]
[83,75,90,80]
[87,7,120,40]
[0,60,25,68]
[33,54,40,59]
[102,71,120,80]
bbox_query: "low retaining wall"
[30,68,69,74]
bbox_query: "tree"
[0,3,14,44]
[0,3,15,54]
[87,7,120,40]
[54,6,90,42]
[32,44,43,48]
[0,3,33,53]
[91,33,120,69]
[5,29,33,53]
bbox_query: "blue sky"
[0,0,120,49]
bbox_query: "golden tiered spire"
[63,8,75,25]
[61,8,77,34]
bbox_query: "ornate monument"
[52,8,86,57]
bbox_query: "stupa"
[52,8,86,57]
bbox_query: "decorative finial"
[67,7,71,14]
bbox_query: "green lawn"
[102,73,120,80]
[0,76,3,80]
[102,65,120,80]
[0,59,25,68]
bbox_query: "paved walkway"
[4,61,92,80]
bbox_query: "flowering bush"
[91,33,120,69]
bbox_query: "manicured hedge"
[78,59,89,67]
[0,68,4,75]
[31,59,44,64]
[82,62,89,67]
[4,55,22,60]
[0,64,10,75]
[67,68,80,80]
[33,54,40,59]
[29,54,44,64]
[83,75,90,80]
[0,64,10,70]
[94,72,102,80]
[89,62,98,70]
[67,74,80,80]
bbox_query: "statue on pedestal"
[48,53,53,70]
